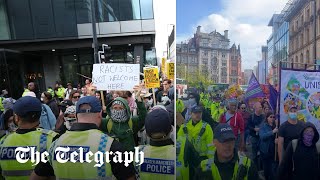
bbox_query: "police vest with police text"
[200,152,251,180]
[49,129,113,179]
[138,144,175,180]
[0,128,57,180]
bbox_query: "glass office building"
[267,14,289,86]
[0,0,156,98]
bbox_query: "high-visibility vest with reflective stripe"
[0,97,4,112]
[176,99,185,113]
[49,129,113,179]
[137,144,175,180]
[0,128,57,180]
[21,89,30,97]
[200,152,251,180]
[176,136,189,180]
[56,87,65,98]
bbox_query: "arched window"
[300,53,304,69]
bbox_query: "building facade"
[0,0,156,99]
[177,27,241,85]
[267,12,289,86]
[285,0,320,70]
[257,60,267,84]
[229,44,242,85]
[244,69,253,85]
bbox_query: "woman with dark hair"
[259,112,278,180]
[0,109,16,138]
[41,91,59,119]
[69,90,81,105]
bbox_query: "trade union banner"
[280,69,320,132]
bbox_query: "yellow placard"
[161,57,166,73]
[166,62,174,79]
[144,67,160,88]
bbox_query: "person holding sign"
[137,107,175,180]
[101,83,147,152]
[156,79,172,105]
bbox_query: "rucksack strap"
[197,122,207,143]
[183,123,188,135]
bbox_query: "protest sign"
[144,67,160,89]
[166,62,174,79]
[280,69,320,133]
[92,63,140,91]
[161,58,166,74]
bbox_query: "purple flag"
[269,84,278,113]
[244,73,265,102]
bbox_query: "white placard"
[92,63,140,91]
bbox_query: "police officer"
[0,96,58,180]
[31,96,136,180]
[195,123,259,180]
[177,105,214,160]
[137,107,175,180]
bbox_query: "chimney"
[197,26,201,34]
[224,30,229,39]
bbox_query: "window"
[6,0,34,39]
[53,0,78,37]
[306,50,310,64]
[0,0,10,40]
[97,0,120,22]
[75,0,92,23]
[119,0,141,20]
[307,28,310,42]
[307,9,310,19]
[300,33,304,47]
[296,20,298,30]
[145,49,156,65]
[140,0,153,19]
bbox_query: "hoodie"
[277,122,320,180]
[101,97,146,152]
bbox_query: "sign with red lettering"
[92,63,140,90]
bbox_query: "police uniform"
[195,124,258,180]
[0,96,58,180]
[177,106,215,159]
[33,96,136,180]
[137,108,175,180]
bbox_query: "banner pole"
[100,91,106,113]
[152,88,156,106]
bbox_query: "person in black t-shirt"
[277,105,305,164]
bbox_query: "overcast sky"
[177,0,288,70]
[154,0,176,61]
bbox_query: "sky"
[177,0,288,70]
[153,0,176,61]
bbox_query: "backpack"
[40,104,57,130]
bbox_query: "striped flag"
[244,73,265,102]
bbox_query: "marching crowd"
[176,90,320,180]
[0,78,175,180]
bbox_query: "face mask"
[8,122,18,132]
[288,112,297,120]
[303,130,314,147]
[64,118,77,130]
[161,96,170,104]
[110,109,128,123]
[147,99,153,106]
[188,98,196,106]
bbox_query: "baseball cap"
[64,106,76,116]
[13,96,42,117]
[145,108,171,138]
[76,96,102,113]
[191,106,203,113]
[214,123,236,143]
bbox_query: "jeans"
[261,154,277,180]
[250,136,259,169]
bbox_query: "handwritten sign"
[166,62,174,79]
[92,63,140,90]
[144,67,160,88]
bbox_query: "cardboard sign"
[144,67,160,88]
[161,57,166,73]
[166,62,174,79]
[92,63,140,90]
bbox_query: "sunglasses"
[269,116,275,118]
[73,96,80,99]
[241,107,246,109]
